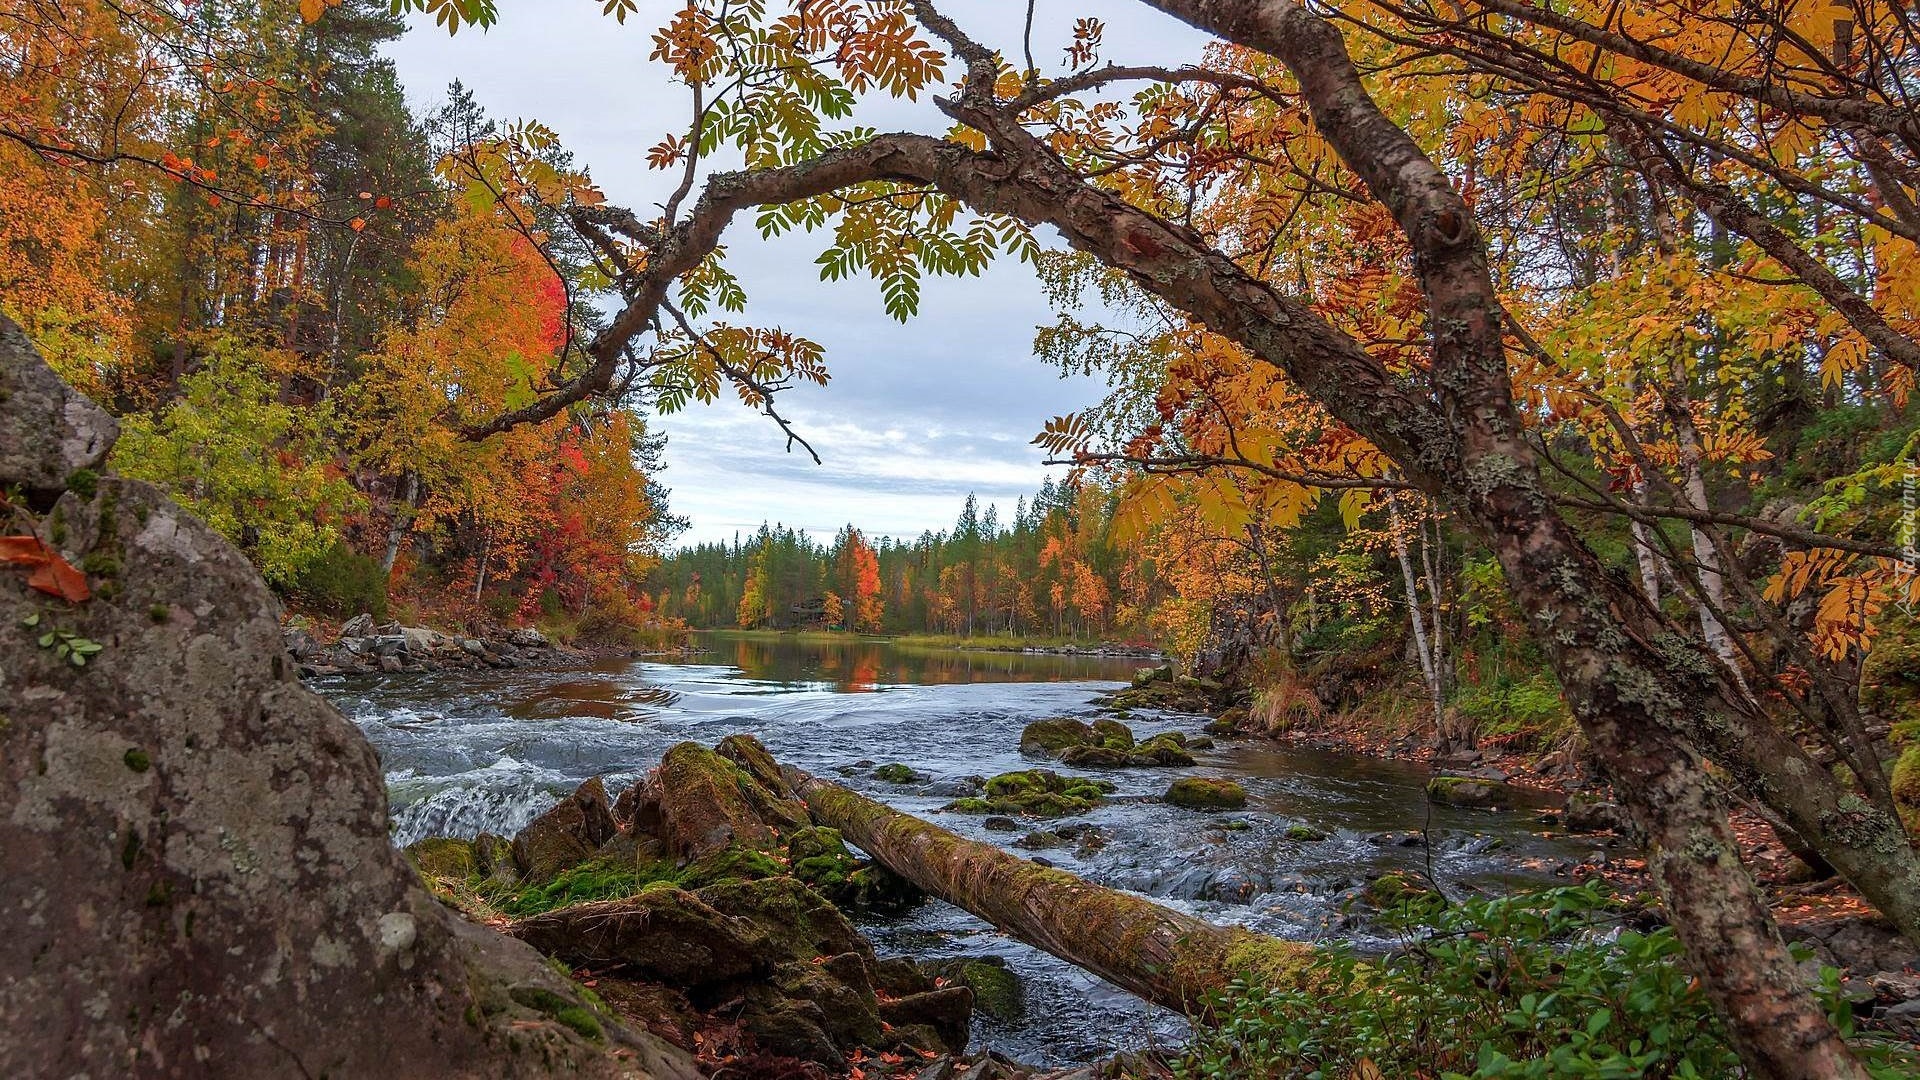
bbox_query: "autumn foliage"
[0,0,676,639]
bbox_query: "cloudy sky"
[383,2,1207,544]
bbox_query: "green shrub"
[1450,671,1573,747]
[112,339,362,586]
[290,542,388,620]
[1179,884,1920,1079]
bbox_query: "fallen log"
[785,767,1313,1015]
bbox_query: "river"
[317,631,1595,1066]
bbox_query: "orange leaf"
[349,217,366,232]
[0,535,89,602]
[27,557,89,602]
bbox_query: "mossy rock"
[1058,744,1135,768]
[1019,718,1096,757]
[923,957,1023,1022]
[1425,775,1519,809]
[489,855,679,917]
[677,845,784,889]
[872,763,925,784]
[507,985,604,1042]
[1131,664,1173,688]
[694,875,868,963]
[841,864,926,913]
[652,742,786,859]
[1091,717,1135,750]
[509,885,766,986]
[472,832,519,886]
[959,770,1114,818]
[407,836,478,881]
[1362,871,1445,916]
[510,776,619,883]
[1164,777,1248,810]
[1284,824,1327,842]
[1132,733,1196,766]
[785,827,924,912]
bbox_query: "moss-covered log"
[786,768,1312,1015]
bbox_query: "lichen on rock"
[0,316,695,1079]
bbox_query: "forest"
[1,0,680,644]
[6,0,1920,1077]
[652,482,1145,639]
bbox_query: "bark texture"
[788,769,1312,1014]
[0,318,696,1080]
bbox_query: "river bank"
[705,627,1167,660]
[1162,673,1920,1011]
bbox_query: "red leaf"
[0,534,90,602]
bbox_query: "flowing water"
[318,631,1595,1066]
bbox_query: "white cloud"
[383,1,1208,545]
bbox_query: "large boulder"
[0,319,117,500]
[647,741,786,859]
[0,319,695,1080]
[510,887,768,985]
[513,776,620,882]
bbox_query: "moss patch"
[1164,777,1248,810]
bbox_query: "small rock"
[282,627,319,660]
[507,627,550,649]
[873,763,927,784]
[340,612,376,638]
[1565,793,1634,834]
[981,816,1019,832]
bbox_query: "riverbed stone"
[513,776,619,882]
[0,319,695,1080]
[1164,777,1248,810]
[1020,717,1097,756]
[874,762,928,784]
[922,957,1024,1022]
[1565,792,1634,834]
[1426,774,1525,809]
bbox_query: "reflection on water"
[318,634,1594,1067]
[695,631,1148,691]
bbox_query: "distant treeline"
[648,478,1152,641]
